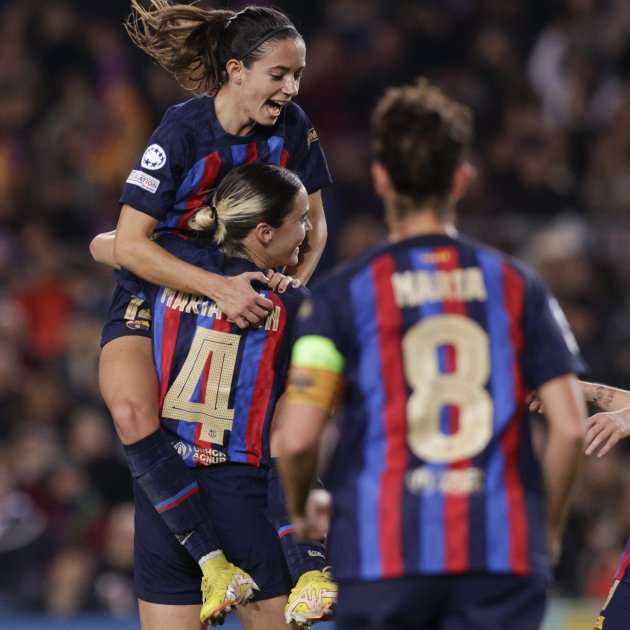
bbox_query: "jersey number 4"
[162,328,240,445]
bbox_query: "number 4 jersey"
[121,233,308,469]
[288,233,585,583]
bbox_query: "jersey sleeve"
[284,104,332,195]
[119,107,192,221]
[284,282,346,410]
[520,269,587,389]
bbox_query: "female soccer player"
[276,77,587,630]
[90,1,334,625]
[117,162,321,629]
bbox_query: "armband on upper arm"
[285,335,345,412]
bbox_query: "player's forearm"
[580,380,630,412]
[90,230,119,268]
[542,427,583,536]
[539,376,586,538]
[289,220,327,284]
[276,401,328,518]
[114,235,226,300]
[278,448,319,520]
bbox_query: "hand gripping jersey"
[127,234,308,469]
[120,94,331,235]
[288,233,585,583]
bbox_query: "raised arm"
[537,374,586,563]
[113,204,273,327]
[285,190,327,285]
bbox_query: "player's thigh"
[445,572,547,630]
[596,579,630,629]
[138,599,204,630]
[237,594,288,630]
[99,284,157,436]
[99,333,158,443]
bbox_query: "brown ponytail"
[126,1,302,93]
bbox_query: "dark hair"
[194,163,304,250]
[372,77,473,212]
[126,1,302,93]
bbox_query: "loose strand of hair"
[126,0,233,92]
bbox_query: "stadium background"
[1,0,630,628]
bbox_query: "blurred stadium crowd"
[2,0,630,619]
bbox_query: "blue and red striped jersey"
[293,233,585,583]
[136,234,307,469]
[119,94,331,235]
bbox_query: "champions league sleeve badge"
[141,144,167,170]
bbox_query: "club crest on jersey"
[141,143,167,170]
[126,319,150,331]
[307,128,319,147]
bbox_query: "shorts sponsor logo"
[141,143,167,170]
[125,319,150,331]
[173,441,227,465]
[307,549,325,558]
[126,169,160,194]
[195,447,227,465]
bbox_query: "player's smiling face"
[267,187,311,268]
[238,38,306,126]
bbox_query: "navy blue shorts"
[595,579,630,629]
[335,572,547,630]
[100,284,152,348]
[134,463,292,605]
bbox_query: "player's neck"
[214,89,256,137]
[386,206,457,242]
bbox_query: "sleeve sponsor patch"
[141,143,167,170]
[126,169,160,194]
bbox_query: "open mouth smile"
[265,99,289,117]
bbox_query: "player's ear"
[371,161,391,199]
[450,162,475,201]
[225,59,243,86]
[254,223,273,244]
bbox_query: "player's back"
[135,234,307,469]
[313,233,583,583]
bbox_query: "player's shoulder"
[283,100,308,121]
[311,241,393,297]
[276,283,311,311]
[280,101,314,134]
[154,233,222,269]
[161,94,215,133]
[457,233,543,286]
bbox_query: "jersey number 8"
[402,314,493,463]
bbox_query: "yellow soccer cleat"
[200,554,259,626]
[285,567,338,627]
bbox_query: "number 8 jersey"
[287,233,585,583]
